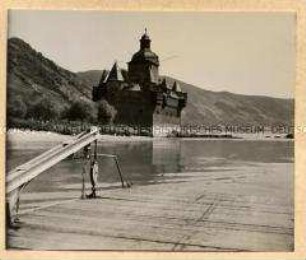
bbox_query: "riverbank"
[6,129,154,150]
[6,128,293,150]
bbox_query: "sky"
[8,11,295,98]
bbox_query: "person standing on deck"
[82,144,99,199]
[88,160,99,198]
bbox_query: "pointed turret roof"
[99,70,109,85]
[160,78,171,90]
[161,78,167,87]
[106,62,124,82]
[172,81,182,92]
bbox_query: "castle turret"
[106,62,124,82]
[128,29,159,86]
[140,29,151,49]
[172,81,182,92]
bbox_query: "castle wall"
[153,104,181,136]
[94,82,185,136]
[110,90,154,127]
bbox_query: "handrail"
[6,127,99,194]
[6,127,99,223]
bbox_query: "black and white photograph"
[5,10,295,251]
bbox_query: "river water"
[6,138,294,194]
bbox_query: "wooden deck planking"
[8,163,293,251]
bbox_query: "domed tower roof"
[140,28,151,48]
[130,29,159,66]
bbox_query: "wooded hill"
[7,37,293,128]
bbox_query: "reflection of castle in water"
[98,140,182,182]
[92,30,187,136]
[152,140,182,173]
[97,138,293,185]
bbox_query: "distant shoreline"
[6,129,153,150]
[6,128,293,150]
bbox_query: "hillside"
[76,71,294,126]
[7,37,293,127]
[164,77,294,126]
[7,37,92,113]
[76,70,103,87]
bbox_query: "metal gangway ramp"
[6,127,131,226]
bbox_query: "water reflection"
[6,139,293,194]
[152,139,182,173]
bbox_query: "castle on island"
[92,30,187,136]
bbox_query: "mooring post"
[81,162,86,199]
[94,139,98,160]
[81,144,91,199]
[6,188,21,226]
[6,201,12,229]
[83,144,91,160]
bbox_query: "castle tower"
[92,30,187,136]
[128,29,159,86]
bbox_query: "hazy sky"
[8,11,295,98]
